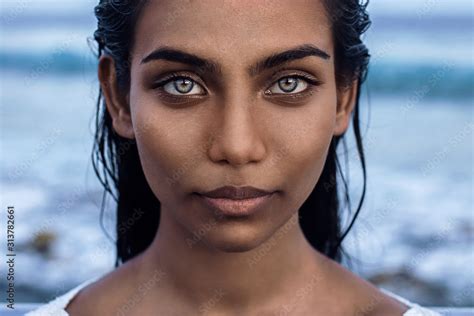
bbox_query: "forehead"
[132,0,332,67]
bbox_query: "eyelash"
[264,73,321,97]
[152,72,321,100]
[152,73,206,99]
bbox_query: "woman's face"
[107,0,355,252]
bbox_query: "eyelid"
[267,70,321,86]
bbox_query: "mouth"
[194,185,277,217]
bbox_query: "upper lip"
[197,185,275,200]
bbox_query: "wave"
[0,50,96,75]
[1,51,472,100]
[365,61,474,100]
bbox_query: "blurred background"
[0,0,472,307]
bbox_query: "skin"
[66,0,409,315]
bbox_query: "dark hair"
[92,0,371,267]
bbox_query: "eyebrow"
[140,44,331,76]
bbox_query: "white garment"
[25,275,442,316]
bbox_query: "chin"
[201,224,269,253]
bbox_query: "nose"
[208,94,266,167]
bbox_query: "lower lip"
[196,193,275,217]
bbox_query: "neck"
[139,208,326,312]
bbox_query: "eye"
[154,75,206,96]
[264,75,319,95]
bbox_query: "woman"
[27,0,441,315]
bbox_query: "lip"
[197,185,275,199]
[195,186,276,217]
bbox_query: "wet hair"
[92,0,371,267]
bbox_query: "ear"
[334,80,358,136]
[98,55,135,140]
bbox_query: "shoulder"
[377,289,443,316]
[24,276,101,316]
[321,255,442,316]
[356,291,410,316]
[64,269,133,316]
[27,255,143,316]
[348,279,412,316]
[315,254,410,316]
[65,259,142,315]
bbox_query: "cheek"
[274,94,337,208]
[129,94,201,203]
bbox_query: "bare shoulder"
[354,287,411,316]
[65,255,143,316]
[316,254,410,316]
